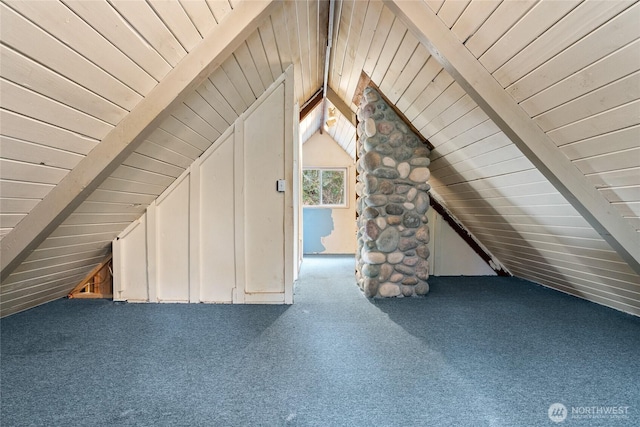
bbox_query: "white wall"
[302,131,357,254]
[427,208,496,276]
[113,69,296,304]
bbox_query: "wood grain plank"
[535,72,640,132]
[395,55,443,112]
[451,0,501,43]
[0,109,98,155]
[0,3,141,110]
[1,46,128,126]
[148,0,203,52]
[282,0,305,102]
[170,104,221,145]
[110,165,176,187]
[135,141,194,169]
[430,120,502,160]
[158,115,211,153]
[412,82,468,132]
[560,126,640,161]
[420,94,476,139]
[221,56,256,107]
[506,4,640,102]
[258,17,284,83]
[62,0,171,82]
[362,5,396,78]
[379,31,419,97]
[0,136,83,170]
[123,152,185,178]
[0,198,38,214]
[344,1,384,105]
[246,29,275,88]
[520,39,640,117]
[1,79,113,140]
[198,78,239,125]
[5,0,157,95]
[178,0,217,37]
[573,147,640,176]
[64,212,142,226]
[547,99,640,146]
[336,0,368,101]
[110,0,187,66]
[437,0,470,29]
[385,44,430,105]
[0,159,68,185]
[586,168,640,189]
[479,1,578,74]
[205,0,232,23]
[183,91,229,134]
[494,0,632,88]
[0,181,53,200]
[370,17,407,84]
[234,42,266,97]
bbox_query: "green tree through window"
[303,169,346,206]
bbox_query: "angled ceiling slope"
[0,0,328,317]
[325,0,640,315]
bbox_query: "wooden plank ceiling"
[1,0,639,316]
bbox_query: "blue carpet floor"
[1,255,639,426]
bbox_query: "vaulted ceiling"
[1,0,639,317]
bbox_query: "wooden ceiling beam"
[327,86,356,127]
[0,0,279,280]
[385,0,640,273]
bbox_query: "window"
[302,168,346,207]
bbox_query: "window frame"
[302,167,348,208]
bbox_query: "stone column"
[355,87,431,298]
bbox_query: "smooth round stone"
[406,187,418,201]
[365,195,387,207]
[377,226,400,253]
[379,263,393,281]
[387,216,402,225]
[394,264,414,275]
[387,251,404,264]
[390,273,404,283]
[416,260,429,280]
[361,103,375,119]
[355,182,364,197]
[375,217,387,230]
[416,245,430,260]
[362,263,380,278]
[396,121,408,133]
[378,121,395,135]
[415,281,430,295]
[403,202,415,210]
[374,144,394,155]
[389,195,406,203]
[397,162,411,179]
[365,118,377,137]
[395,145,413,161]
[382,156,396,167]
[410,157,431,167]
[402,277,418,286]
[364,278,379,298]
[364,138,378,152]
[415,192,430,214]
[363,207,379,219]
[386,204,404,215]
[401,229,415,237]
[414,146,431,157]
[365,220,380,241]
[379,180,395,195]
[365,175,378,193]
[364,89,379,102]
[416,225,430,243]
[362,250,386,265]
[398,238,418,251]
[395,184,411,194]
[409,167,431,183]
[362,151,381,172]
[403,256,420,266]
[379,283,401,297]
[402,285,414,297]
[403,212,422,228]
[372,167,399,179]
[403,134,418,148]
[389,131,404,147]
[416,183,431,191]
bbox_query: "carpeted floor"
[1,255,639,426]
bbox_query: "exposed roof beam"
[299,88,323,121]
[0,0,278,280]
[327,86,357,127]
[385,0,640,273]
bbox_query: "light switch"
[277,179,286,192]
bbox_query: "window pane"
[322,170,345,205]
[302,169,320,205]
